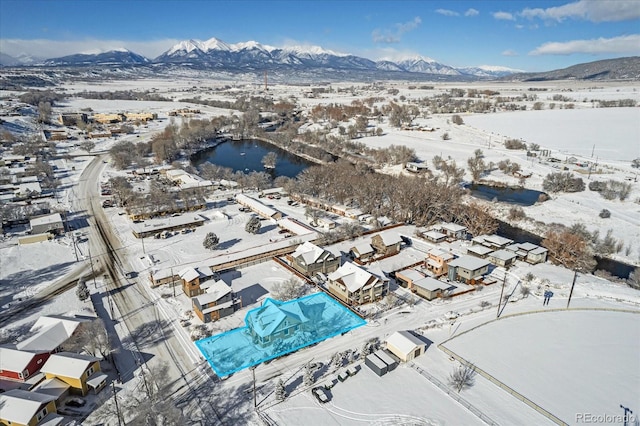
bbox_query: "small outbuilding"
[373,349,399,372]
[385,330,427,362]
[29,213,64,235]
[364,353,388,377]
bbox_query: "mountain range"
[2,37,637,82]
[1,36,522,79]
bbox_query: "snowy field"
[443,310,640,425]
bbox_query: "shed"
[373,349,399,371]
[364,353,388,377]
[386,330,426,362]
[29,213,64,235]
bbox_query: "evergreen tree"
[76,280,90,302]
[245,216,261,234]
[202,232,219,250]
[275,378,286,401]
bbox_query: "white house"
[385,330,427,362]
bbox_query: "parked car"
[311,387,330,404]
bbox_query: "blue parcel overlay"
[196,292,366,377]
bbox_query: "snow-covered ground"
[2,77,639,424]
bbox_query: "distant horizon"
[1,0,639,72]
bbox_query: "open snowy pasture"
[442,309,640,425]
[266,364,485,426]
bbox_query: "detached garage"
[386,330,426,362]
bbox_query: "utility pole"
[251,365,257,409]
[87,241,98,289]
[112,381,123,426]
[171,267,176,297]
[72,233,79,262]
[620,405,633,426]
[497,272,506,319]
[566,270,577,309]
[141,235,146,254]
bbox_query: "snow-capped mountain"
[33,37,524,79]
[457,65,524,78]
[43,49,150,66]
[0,52,45,66]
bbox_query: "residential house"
[349,242,375,263]
[29,213,64,235]
[149,268,181,287]
[179,266,215,297]
[438,223,467,240]
[0,346,50,382]
[370,231,402,257]
[245,297,325,347]
[289,241,340,276]
[488,249,518,268]
[0,389,61,426]
[192,279,241,323]
[422,230,447,244]
[425,248,454,276]
[505,242,548,264]
[412,276,452,301]
[16,315,89,354]
[385,330,427,362]
[467,245,494,259]
[40,352,106,396]
[472,234,514,250]
[447,255,491,284]
[327,262,388,305]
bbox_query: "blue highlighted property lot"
[196,292,366,377]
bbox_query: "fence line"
[409,362,499,426]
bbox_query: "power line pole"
[566,270,578,309]
[497,272,506,319]
[112,381,123,426]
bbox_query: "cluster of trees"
[286,161,497,234]
[504,139,527,150]
[18,90,64,106]
[75,90,171,102]
[542,172,585,193]
[497,159,521,175]
[467,149,486,181]
[588,180,632,201]
[270,277,308,301]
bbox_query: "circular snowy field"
[443,309,640,425]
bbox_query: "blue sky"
[0,0,638,71]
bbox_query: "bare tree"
[262,152,277,169]
[467,150,486,181]
[448,363,476,393]
[542,228,596,272]
[128,361,185,425]
[63,318,111,358]
[271,277,307,301]
[303,363,314,387]
[80,141,95,153]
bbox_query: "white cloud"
[530,34,640,55]
[368,46,425,62]
[372,16,422,44]
[436,9,459,17]
[520,0,640,22]
[493,11,515,21]
[465,8,479,17]
[502,49,518,56]
[0,38,179,59]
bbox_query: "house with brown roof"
[289,241,339,276]
[327,262,388,305]
[349,241,375,263]
[192,279,241,323]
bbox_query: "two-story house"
[447,255,491,284]
[370,232,402,257]
[289,241,340,276]
[245,297,324,347]
[425,248,454,277]
[40,352,107,396]
[192,279,242,323]
[179,266,215,297]
[328,262,388,305]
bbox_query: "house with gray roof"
[0,389,62,426]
